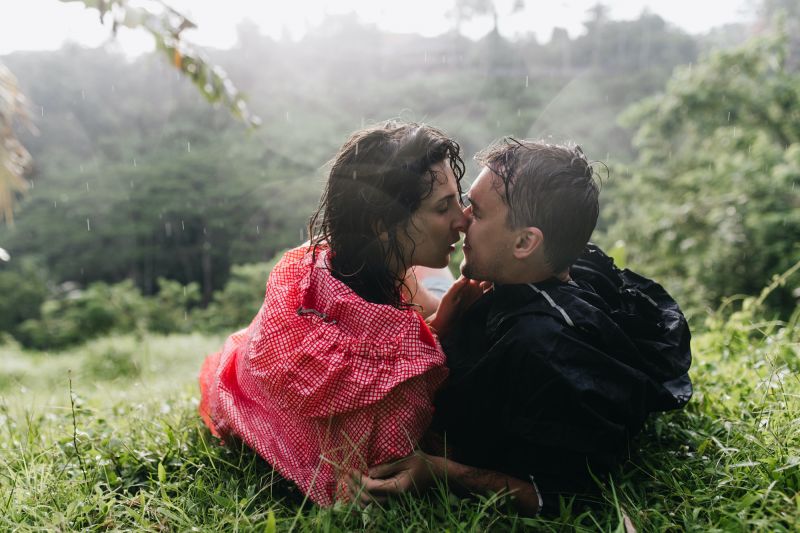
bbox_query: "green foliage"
[603,33,800,317]
[81,344,140,381]
[196,258,279,332]
[15,280,148,350]
[0,259,47,337]
[2,257,269,349]
[11,276,205,350]
[145,278,201,334]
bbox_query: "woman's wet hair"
[308,121,465,307]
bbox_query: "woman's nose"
[453,208,469,232]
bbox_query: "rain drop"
[187,141,191,153]
[86,219,91,231]
[727,111,731,122]
[40,106,44,117]
[525,76,529,88]
[181,220,185,230]
[133,159,137,167]
[285,111,290,122]
[256,225,260,234]
[86,182,90,191]
[81,90,85,100]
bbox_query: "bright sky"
[0,0,753,56]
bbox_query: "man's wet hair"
[476,139,601,273]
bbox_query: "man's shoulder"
[489,282,603,338]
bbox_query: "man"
[347,139,692,515]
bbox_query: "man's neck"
[508,268,569,285]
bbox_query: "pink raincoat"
[199,246,448,505]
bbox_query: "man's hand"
[345,452,440,505]
[428,276,492,338]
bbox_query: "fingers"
[345,469,406,507]
[345,470,378,507]
[368,459,406,479]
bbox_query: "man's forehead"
[469,168,506,202]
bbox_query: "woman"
[199,121,468,505]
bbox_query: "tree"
[604,33,800,316]
[0,0,258,226]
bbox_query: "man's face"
[461,167,519,282]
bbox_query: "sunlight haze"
[1,0,751,56]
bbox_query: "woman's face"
[398,160,468,269]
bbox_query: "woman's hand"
[345,452,440,505]
[428,276,491,338]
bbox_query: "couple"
[198,121,692,515]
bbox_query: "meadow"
[1,277,798,532]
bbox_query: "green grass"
[1,298,799,531]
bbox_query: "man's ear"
[512,227,543,259]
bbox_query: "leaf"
[157,461,166,484]
[264,509,276,533]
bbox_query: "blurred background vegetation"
[0,0,798,351]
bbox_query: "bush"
[146,278,201,334]
[195,257,280,332]
[0,260,48,338]
[82,344,141,381]
[6,256,277,349]
[15,280,149,350]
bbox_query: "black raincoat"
[433,244,692,496]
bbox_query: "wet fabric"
[199,246,448,505]
[434,244,692,496]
